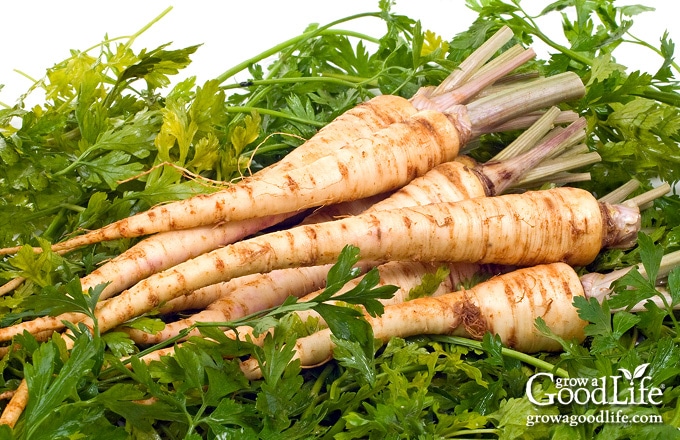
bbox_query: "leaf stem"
[514,151,601,187]
[301,364,335,420]
[598,179,641,204]
[224,14,384,129]
[431,335,569,378]
[623,35,680,74]
[625,182,671,210]
[491,106,562,161]
[215,19,382,85]
[224,106,326,127]
[220,75,375,91]
[506,9,594,67]
[52,144,100,177]
[122,6,174,51]
[505,6,680,108]
[633,89,680,107]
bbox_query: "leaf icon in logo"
[618,364,650,386]
[619,368,633,382]
[633,363,650,379]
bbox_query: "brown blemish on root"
[234,241,276,266]
[401,116,439,178]
[213,256,226,272]
[363,96,411,126]
[599,203,616,249]
[285,175,300,192]
[146,292,160,309]
[455,298,487,339]
[337,162,349,180]
[502,282,519,348]
[543,194,556,212]
[444,107,472,144]
[433,162,479,198]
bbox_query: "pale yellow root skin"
[292,261,483,330]
[233,261,484,348]
[267,94,418,174]
[240,262,587,380]
[123,263,344,344]
[303,160,488,223]
[0,216,294,344]
[0,278,24,297]
[0,381,27,428]
[83,213,293,300]
[365,161,489,211]
[0,314,75,344]
[87,187,607,336]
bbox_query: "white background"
[0,1,677,105]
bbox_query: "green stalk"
[321,72,380,85]
[231,15,383,120]
[52,144,100,177]
[220,75,374,92]
[513,151,601,187]
[598,179,641,204]
[623,35,680,74]
[626,182,671,210]
[121,6,174,52]
[431,335,570,378]
[507,10,593,66]
[466,72,586,136]
[431,25,514,95]
[4,7,173,107]
[549,143,590,159]
[647,249,680,283]
[224,106,326,127]
[632,89,680,108]
[215,16,382,85]
[41,208,68,242]
[491,106,561,161]
[239,142,295,158]
[301,364,335,421]
[536,172,591,185]
[217,13,383,134]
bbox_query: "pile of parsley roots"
[1,1,680,439]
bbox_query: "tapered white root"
[239,262,588,380]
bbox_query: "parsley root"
[241,249,680,380]
[239,262,588,379]
[82,186,638,335]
